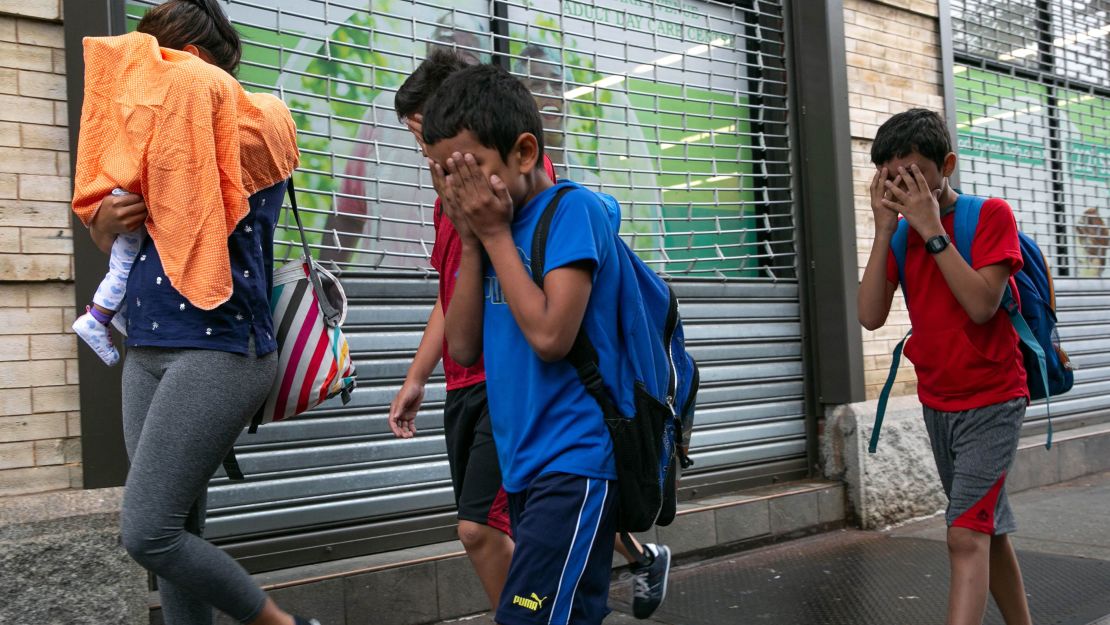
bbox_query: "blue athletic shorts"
[495,472,618,625]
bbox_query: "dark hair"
[422,63,545,165]
[870,108,952,170]
[137,0,242,76]
[394,49,472,121]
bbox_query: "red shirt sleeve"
[430,197,447,274]
[970,198,1023,275]
[886,248,898,284]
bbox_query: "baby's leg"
[92,229,145,313]
[74,229,146,366]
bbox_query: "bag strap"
[222,447,245,481]
[530,186,622,425]
[868,329,910,454]
[872,218,913,453]
[529,186,574,285]
[875,194,979,454]
[222,179,338,482]
[891,219,910,294]
[1002,288,1053,449]
[285,178,343,328]
[953,193,984,265]
[955,193,1052,449]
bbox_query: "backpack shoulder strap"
[1002,291,1053,449]
[871,220,912,453]
[891,219,910,291]
[953,193,986,266]
[955,192,1054,449]
[530,185,574,287]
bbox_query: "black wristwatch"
[925,233,951,254]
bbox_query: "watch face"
[927,235,949,254]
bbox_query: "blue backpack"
[872,193,1074,453]
[530,184,700,535]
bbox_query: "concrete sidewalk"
[438,470,1110,624]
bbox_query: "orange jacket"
[72,32,299,310]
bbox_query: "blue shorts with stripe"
[495,472,618,625]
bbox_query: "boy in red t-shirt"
[386,51,670,618]
[858,109,1032,625]
[385,50,514,609]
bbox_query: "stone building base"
[824,395,1110,529]
[0,487,147,625]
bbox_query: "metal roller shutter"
[125,0,805,569]
[951,0,1110,434]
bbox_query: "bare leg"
[458,519,514,608]
[989,534,1032,625]
[946,527,991,625]
[614,532,643,564]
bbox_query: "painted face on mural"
[429,27,483,64]
[516,46,565,156]
[1077,207,1109,274]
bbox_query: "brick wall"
[845,0,945,400]
[0,0,82,496]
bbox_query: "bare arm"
[883,165,1011,324]
[86,192,147,254]
[481,229,594,359]
[428,158,485,367]
[927,251,1012,324]
[410,296,445,382]
[858,167,900,330]
[388,297,445,438]
[444,238,485,366]
[482,230,592,361]
[858,239,899,331]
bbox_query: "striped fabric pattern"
[549,478,609,625]
[257,259,355,425]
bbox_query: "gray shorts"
[923,397,1025,535]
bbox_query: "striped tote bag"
[251,178,356,429]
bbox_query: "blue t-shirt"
[483,181,623,493]
[124,180,285,356]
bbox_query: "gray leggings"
[121,343,277,625]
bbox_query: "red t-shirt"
[430,155,558,390]
[885,197,1028,412]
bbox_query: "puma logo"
[512,593,549,612]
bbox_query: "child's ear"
[514,133,540,174]
[942,152,957,178]
[183,44,215,66]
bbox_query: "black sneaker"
[629,543,671,619]
[293,617,321,625]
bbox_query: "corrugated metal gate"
[126,0,805,571]
[951,0,1110,434]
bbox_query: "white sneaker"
[72,308,120,366]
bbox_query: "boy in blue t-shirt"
[422,63,624,625]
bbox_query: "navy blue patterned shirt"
[124,180,287,356]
